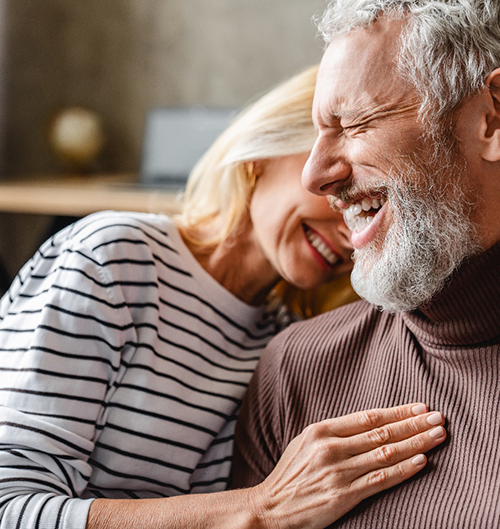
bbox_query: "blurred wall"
[0,0,328,281]
[0,0,5,175]
[4,0,327,176]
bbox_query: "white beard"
[350,139,481,313]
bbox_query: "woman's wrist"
[244,483,279,529]
[87,489,273,529]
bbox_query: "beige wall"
[4,0,327,175]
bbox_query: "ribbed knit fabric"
[233,242,500,529]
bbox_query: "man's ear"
[481,68,500,162]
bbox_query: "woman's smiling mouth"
[303,224,340,266]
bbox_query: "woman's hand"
[87,404,445,529]
[249,403,446,529]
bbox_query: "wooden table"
[0,173,183,216]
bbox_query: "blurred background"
[0,0,327,289]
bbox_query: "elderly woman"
[0,66,445,528]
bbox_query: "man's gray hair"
[318,1,500,121]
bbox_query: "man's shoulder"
[306,297,377,323]
[264,298,397,366]
[289,298,392,339]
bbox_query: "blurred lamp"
[47,106,105,172]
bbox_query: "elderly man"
[232,1,500,527]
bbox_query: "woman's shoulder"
[40,211,185,276]
[69,211,176,246]
[52,211,183,259]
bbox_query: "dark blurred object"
[47,106,105,173]
[0,215,81,299]
[0,258,11,297]
[47,215,81,237]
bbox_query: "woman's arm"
[0,219,136,528]
[87,403,446,529]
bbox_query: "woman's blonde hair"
[175,65,319,246]
[175,64,358,316]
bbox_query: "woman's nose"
[302,138,351,197]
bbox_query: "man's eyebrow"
[340,102,422,124]
[318,106,364,126]
[336,108,364,121]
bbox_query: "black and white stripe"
[0,211,283,528]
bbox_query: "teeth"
[352,203,362,216]
[343,196,385,233]
[305,228,339,266]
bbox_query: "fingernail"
[427,412,443,425]
[412,454,426,466]
[429,426,445,439]
[412,404,427,415]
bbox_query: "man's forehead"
[326,15,405,55]
[313,18,412,121]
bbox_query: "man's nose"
[302,137,351,196]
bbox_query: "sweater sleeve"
[0,230,136,528]
[231,328,291,489]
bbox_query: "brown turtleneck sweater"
[232,243,500,528]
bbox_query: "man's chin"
[350,234,479,313]
[350,260,401,313]
[350,237,438,313]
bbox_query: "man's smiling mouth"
[343,196,387,233]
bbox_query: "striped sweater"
[0,211,282,529]
[233,242,500,528]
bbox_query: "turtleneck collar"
[401,241,500,347]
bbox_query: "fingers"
[352,453,431,502]
[345,410,445,456]
[324,403,429,437]
[351,421,446,502]
[348,420,446,477]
